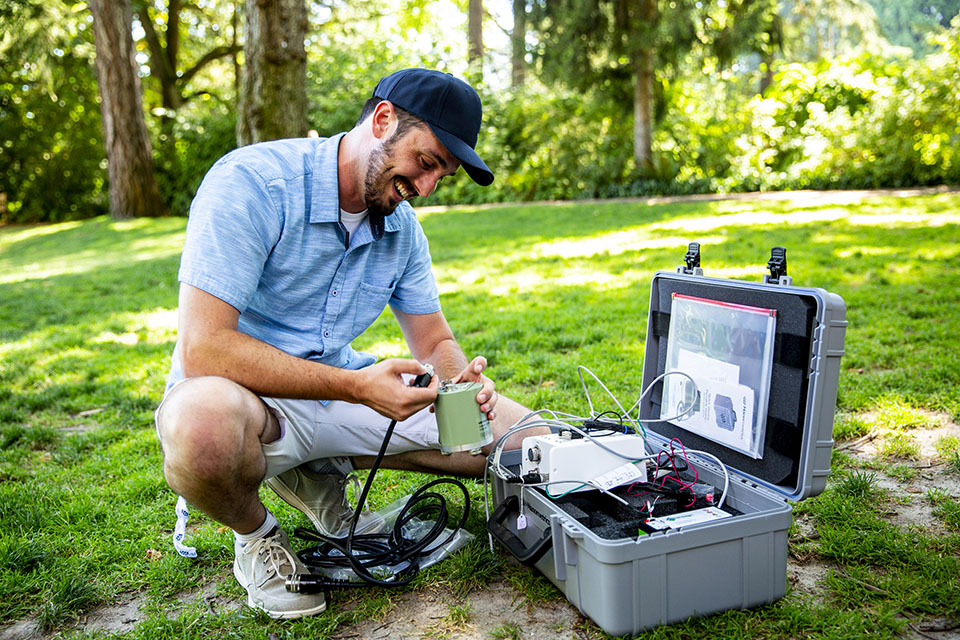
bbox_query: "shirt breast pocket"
[353,281,396,333]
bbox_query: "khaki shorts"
[155,379,441,479]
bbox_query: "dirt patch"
[846,420,960,461]
[0,582,240,640]
[784,416,960,623]
[788,556,834,603]
[838,418,960,534]
[0,620,38,640]
[0,580,584,640]
[72,582,241,636]
[338,581,583,640]
[870,467,960,534]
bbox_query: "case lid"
[639,270,847,501]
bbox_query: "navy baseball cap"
[373,68,494,186]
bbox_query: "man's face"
[363,124,460,218]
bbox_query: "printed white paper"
[591,462,646,492]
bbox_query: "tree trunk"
[468,0,484,76]
[632,0,656,176]
[233,0,242,101]
[633,48,654,175]
[238,0,308,146]
[89,0,165,219]
[511,0,526,88]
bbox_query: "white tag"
[592,462,645,492]
[516,514,528,530]
[173,495,198,558]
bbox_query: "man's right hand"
[353,358,439,421]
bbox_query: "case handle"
[764,246,793,285]
[486,495,553,566]
[677,242,704,276]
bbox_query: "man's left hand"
[452,355,498,421]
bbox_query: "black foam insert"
[543,484,738,541]
[641,275,818,495]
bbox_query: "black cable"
[287,393,471,592]
[582,411,626,435]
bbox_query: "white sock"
[234,509,279,546]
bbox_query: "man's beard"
[362,133,404,240]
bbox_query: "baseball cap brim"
[424,122,494,187]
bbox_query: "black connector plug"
[688,481,721,507]
[411,363,434,388]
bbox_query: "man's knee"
[157,377,263,482]
[158,377,255,439]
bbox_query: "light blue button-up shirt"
[165,133,441,393]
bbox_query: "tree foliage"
[1,0,958,222]
[864,0,960,55]
[133,0,241,115]
[529,0,782,174]
[0,0,107,222]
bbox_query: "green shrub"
[152,103,238,217]
[0,28,107,222]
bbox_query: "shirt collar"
[310,132,403,234]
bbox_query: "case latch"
[677,242,704,276]
[764,246,793,286]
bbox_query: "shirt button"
[323,330,330,338]
[331,290,338,297]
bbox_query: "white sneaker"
[232,528,326,619]
[264,465,384,538]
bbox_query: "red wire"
[638,439,699,508]
[667,438,697,506]
[625,484,650,498]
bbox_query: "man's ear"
[371,100,395,140]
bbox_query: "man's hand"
[354,358,438,421]
[452,355,498,421]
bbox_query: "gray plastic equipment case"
[487,252,847,635]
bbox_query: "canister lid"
[439,381,483,394]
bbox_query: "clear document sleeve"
[660,293,777,459]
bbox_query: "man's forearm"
[180,328,361,402]
[180,326,437,421]
[419,337,469,382]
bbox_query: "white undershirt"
[340,208,368,246]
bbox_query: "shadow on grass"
[0,196,958,632]
[2,197,958,428]
[410,198,960,420]
[1,254,179,411]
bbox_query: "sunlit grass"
[877,431,922,460]
[935,435,960,461]
[1,191,959,636]
[833,413,871,441]
[872,397,939,430]
[0,217,185,284]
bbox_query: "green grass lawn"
[1,191,959,638]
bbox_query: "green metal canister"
[434,381,492,455]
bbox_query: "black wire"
[582,411,626,435]
[292,418,471,589]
